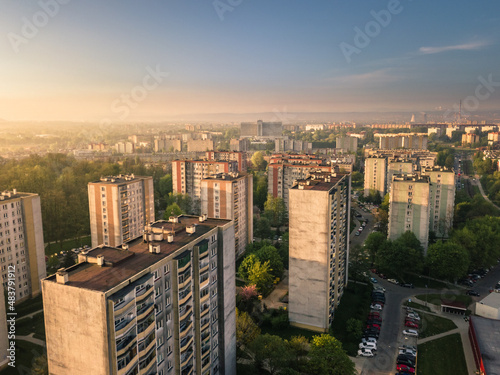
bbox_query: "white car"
[374,286,386,293]
[399,349,417,357]
[388,278,398,284]
[407,313,420,321]
[362,337,377,345]
[403,329,419,337]
[359,342,377,351]
[357,348,375,357]
[370,304,383,311]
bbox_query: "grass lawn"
[45,235,91,256]
[13,295,43,318]
[405,301,431,312]
[16,312,45,341]
[417,333,467,375]
[261,323,318,342]
[419,313,457,339]
[0,340,45,375]
[415,293,472,307]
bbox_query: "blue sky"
[0,0,499,121]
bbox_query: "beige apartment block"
[201,173,253,258]
[288,172,350,332]
[375,133,428,150]
[422,167,455,238]
[0,190,46,302]
[386,158,414,193]
[388,174,430,251]
[336,136,358,153]
[364,156,387,198]
[88,175,155,248]
[186,139,214,152]
[43,216,236,375]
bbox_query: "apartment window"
[210,248,217,257]
[164,280,170,290]
[154,270,160,280]
[157,353,164,365]
[166,296,171,306]
[156,320,163,330]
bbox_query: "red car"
[366,323,381,330]
[397,364,415,373]
[405,321,419,329]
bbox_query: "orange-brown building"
[205,151,247,172]
[88,174,155,248]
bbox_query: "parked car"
[403,329,419,337]
[357,348,375,357]
[406,313,420,321]
[370,304,383,311]
[359,342,377,351]
[374,286,386,293]
[388,278,398,284]
[399,349,417,357]
[405,321,419,329]
[398,352,416,361]
[366,323,381,331]
[355,232,360,236]
[370,277,378,283]
[466,290,480,296]
[361,337,377,345]
[396,364,415,374]
[397,357,415,367]
[401,283,414,288]
[399,345,417,351]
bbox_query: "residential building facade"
[288,172,351,332]
[0,190,46,302]
[375,133,428,150]
[336,136,358,153]
[205,151,247,173]
[42,216,236,375]
[364,157,387,198]
[201,173,253,258]
[88,175,155,248]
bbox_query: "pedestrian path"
[261,270,288,309]
[473,176,500,210]
[18,333,46,347]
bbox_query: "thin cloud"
[330,68,399,84]
[419,41,488,55]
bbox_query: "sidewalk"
[18,333,46,347]
[261,270,288,309]
[473,176,500,210]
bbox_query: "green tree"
[351,171,363,187]
[238,253,259,280]
[445,155,454,169]
[158,174,172,196]
[348,245,369,282]
[263,195,288,228]
[62,252,75,268]
[236,308,261,349]
[426,241,469,281]
[307,334,355,375]
[376,232,424,279]
[254,216,273,239]
[163,203,183,219]
[31,353,48,375]
[364,232,387,265]
[256,245,284,279]
[247,260,274,295]
[253,173,268,210]
[251,151,267,171]
[250,334,292,375]
[346,318,363,342]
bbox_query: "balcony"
[178,275,192,290]
[180,349,194,369]
[136,285,153,302]
[114,299,135,317]
[179,321,193,339]
[179,290,192,306]
[117,357,138,375]
[137,320,155,341]
[139,354,156,375]
[200,303,209,316]
[179,305,192,322]
[137,304,154,322]
[200,320,209,331]
[139,337,156,356]
[115,319,136,338]
[180,335,193,352]
[199,263,209,273]
[116,336,137,357]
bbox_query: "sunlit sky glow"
[1,0,499,121]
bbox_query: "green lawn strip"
[405,301,431,312]
[331,283,373,356]
[45,235,91,256]
[415,293,472,307]
[0,340,45,375]
[417,333,467,375]
[260,324,317,342]
[13,295,43,318]
[419,312,457,339]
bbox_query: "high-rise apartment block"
[201,173,253,258]
[187,139,214,152]
[268,154,333,208]
[0,190,46,302]
[375,133,428,150]
[88,175,155,248]
[288,172,350,332]
[336,136,358,153]
[154,137,182,153]
[388,174,431,251]
[172,160,239,210]
[205,151,247,173]
[462,133,480,145]
[240,120,282,139]
[229,139,249,152]
[364,157,387,198]
[422,167,455,238]
[42,216,236,375]
[386,158,414,193]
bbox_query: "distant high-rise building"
[172,160,239,211]
[88,175,155,248]
[201,173,253,258]
[410,114,416,123]
[0,283,8,369]
[186,139,214,152]
[240,120,282,139]
[462,133,480,145]
[229,139,249,152]
[288,172,350,332]
[116,141,135,154]
[0,190,46,302]
[268,154,333,208]
[422,167,455,238]
[336,136,358,153]
[154,137,182,152]
[375,133,428,150]
[205,151,247,173]
[388,174,430,251]
[364,156,387,198]
[42,216,236,375]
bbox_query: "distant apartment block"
[274,138,312,153]
[205,151,247,173]
[268,154,332,208]
[88,175,155,248]
[375,133,428,150]
[116,142,135,154]
[422,167,455,238]
[336,136,358,153]
[364,157,387,198]
[187,139,214,152]
[229,139,249,152]
[386,158,414,193]
[427,128,444,137]
[0,190,46,302]
[172,160,238,210]
[462,133,480,145]
[305,124,326,131]
[201,173,253,258]
[240,120,282,139]
[488,132,500,145]
[154,138,182,153]
[0,283,8,369]
[388,174,430,251]
[42,216,236,375]
[88,143,109,151]
[288,172,350,332]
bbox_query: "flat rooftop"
[471,316,500,374]
[0,190,36,202]
[392,174,430,183]
[292,173,347,191]
[44,216,230,293]
[90,174,150,185]
[202,172,248,181]
[478,292,500,309]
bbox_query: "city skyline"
[1,1,499,121]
